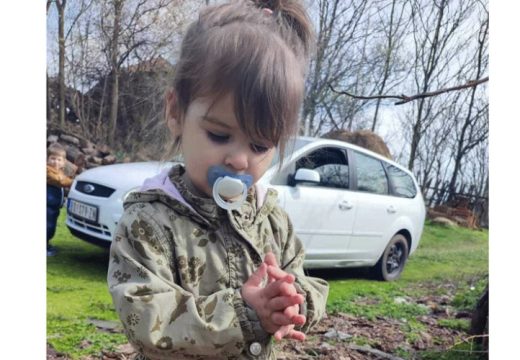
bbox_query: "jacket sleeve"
[47,166,73,188]
[107,205,257,359]
[274,210,329,333]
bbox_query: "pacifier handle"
[212,176,248,210]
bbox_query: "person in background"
[107,1,329,359]
[47,142,73,256]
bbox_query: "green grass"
[47,210,127,358]
[310,220,488,359]
[48,215,488,359]
[323,220,488,315]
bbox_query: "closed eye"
[250,143,270,154]
[206,131,230,144]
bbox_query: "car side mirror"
[293,168,320,185]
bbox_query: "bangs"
[197,23,305,152]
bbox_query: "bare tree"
[369,0,410,131]
[55,0,67,128]
[406,0,477,171]
[446,8,488,201]
[303,0,371,135]
[95,0,185,146]
[107,0,123,145]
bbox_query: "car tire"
[372,234,409,281]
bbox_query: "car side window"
[354,151,388,195]
[295,147,349,189]
[386,165,417,198]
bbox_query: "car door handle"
[387,205,397,214]
[338,200,353,210]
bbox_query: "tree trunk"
[371,0,397,132]
[57,0,67,128]
[108,0,123,146]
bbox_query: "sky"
[0,0,518,358]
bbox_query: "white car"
[66,137,425,280]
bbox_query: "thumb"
[244,263,267,288]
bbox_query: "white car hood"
[75,161,176,190]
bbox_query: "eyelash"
[206,131,230,143]
[206,131,270,154]
[250,143,269,154]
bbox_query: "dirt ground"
[47,293,479,360]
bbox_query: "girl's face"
[168,92,276,197]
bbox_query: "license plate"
[68,199,98,222]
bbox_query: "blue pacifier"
[207,165,253,210]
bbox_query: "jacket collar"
[125,164,279,230]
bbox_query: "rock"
[81,146,97,155]
[319,342,336,351]
[324,328,352,341]
[97,144,112,156]
[60,134,81,146]
[65,144,82,163]
[86,162,101,169]
[89,156,103,165]
[393,296,409,305]
[102,155,117,165]
[63,161,78,178]
[431,217,457,227]
[47,135,59,143]
[87,318,123,333]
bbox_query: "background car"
[66,137,426,280]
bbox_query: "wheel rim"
[386,243,404,274]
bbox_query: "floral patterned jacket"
[107,165,329,360]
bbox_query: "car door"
[348,150,399,262]
[273,146,358,263]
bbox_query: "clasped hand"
[241,252,306,341]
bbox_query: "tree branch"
[329,76,489,105]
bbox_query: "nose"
[224,144,249,172]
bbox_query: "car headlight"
[123,187,140,202]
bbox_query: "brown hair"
[169,0,314,162]
[47,143,67,159]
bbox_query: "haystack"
[322,129,392,160]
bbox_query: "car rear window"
[386,165,417,198]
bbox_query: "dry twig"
[329,77,489,105]
[348,344,406,360]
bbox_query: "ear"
[165,88,182,137]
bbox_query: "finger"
[267,265,295,283]
[264,252,278,267]
[284,305,306,326]
[286,329,306,341]
[284,303,300,317]
[270,311,296,326]
[273,325,293,341]
[264,253,279,284]
[269,294,304,311]
[244,263,267,288]
[290,314,306,326]
[263,279,297,298]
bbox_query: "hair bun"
[253,0,281,12]
[252,0,314,62]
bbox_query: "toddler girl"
[108,1,329,359]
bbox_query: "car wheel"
[372,234,409,281]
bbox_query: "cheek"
[251,151,275,179]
